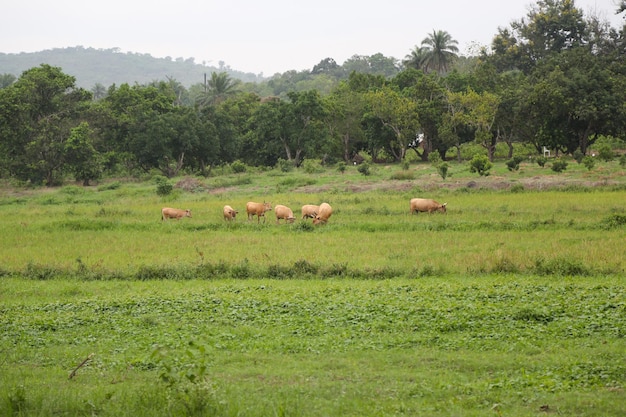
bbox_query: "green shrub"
[573,150,584,164]
[97,181,121,191]
[469,154,492,176]
[390,171,414,180]
[533,257,591,276]
[401,160,410,170]
[582,156,595,170]
[302,159,323,174]
[336,161,346,174]
[620,154,626,167]
[155,176,173,196]
[536,155,548,167]
[230,160,247,173]
[357,162,371,176]
[597,144,615,162]
[276,158,293,173]
[428,151,442,164]
[437,162,449,180]
[505,156,524,171]
[551,159,568,173]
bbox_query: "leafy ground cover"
[1,277,624,416]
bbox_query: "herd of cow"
[160,198,447,225]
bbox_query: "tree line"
[1,0,625,186]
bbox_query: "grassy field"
[1,159,625,416]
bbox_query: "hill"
[0,46,266,89]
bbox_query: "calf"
[275,205,296,224]
[246,201,272,223]
[161,207,192,221]
[223,205,238,222]
[301,204,320,220]
[409,198,447,214]
[313,203,333,225]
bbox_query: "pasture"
[1,160,625,416]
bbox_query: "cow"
[161,207,192,221]
[246,201,272,223]
[410,198,447,214]
[275,205,296,224]
[301,204,320,220]
[223,205,238,222]
[313,202,333,225]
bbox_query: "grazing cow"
[301,204,320,220]
[410,198,447,214]
[275,205,296,224]
[223,205,238,222]
[246,201,272,223]
[161,207,192,221]
[313,202,333,225]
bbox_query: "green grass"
[0,159,625,416]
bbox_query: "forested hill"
[0,46,265,88]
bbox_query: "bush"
[390,171,415,180]
[230,160,247,173]
[302,159,323,174]
[536,155,548,167]
[573,150,584,164]
[357,162,371,176]
[428,151,442,164]
[276,158,293,173]
[551,159,568,173]
[155,176,173,196]
[582,156,596,170]
[437,162,449,180]
[505,156,524,172]
[620,154,626,167]
[469,154,492,176]
[401,160,410,171]
[336,161,346,174]
[597,144,615,162]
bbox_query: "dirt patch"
[292,176,621,194]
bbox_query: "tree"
[393,69,448,160]
[0,64,91,185]
[363,86,420,162]
[91,83,107,100]
[325,83,367,162]
[488,0,587,73]
[0,73,16,89]
[446,89,500,161]
[196,72,240,106]
[282,90,329,166]
[417,30,459,74]
[64,122,103,185]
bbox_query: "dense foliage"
[1,0,625,186]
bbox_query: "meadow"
[1,158,625,416]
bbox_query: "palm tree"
[403,46,428,70]
[197,72,239,106]
[419,30,459,74]
[90,83,107,100]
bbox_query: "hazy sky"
[2,0,623,75]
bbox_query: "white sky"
[2,0,623,76]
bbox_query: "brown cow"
[161,207,192,221]
[223,205,238,222]
[410,198,447,214]
[246,201,272,223]
[301,204,320,220]
[313,202,333,225]
[275,205,296,224]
